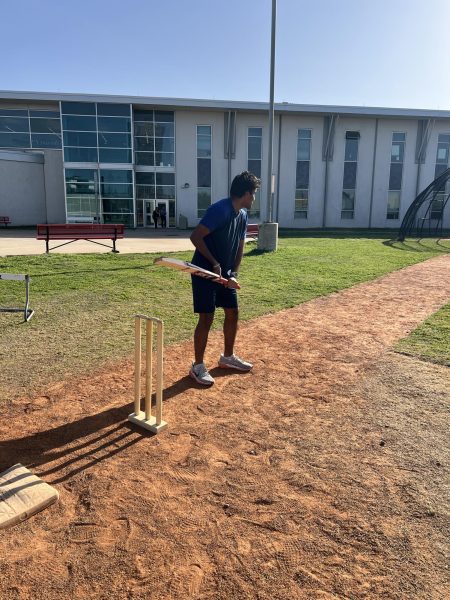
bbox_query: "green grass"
[0,234,448,402]
[395,303,450,366]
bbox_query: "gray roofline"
[1,89,450,119]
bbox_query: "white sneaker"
[218,354,253,372]
[189,362,215,385]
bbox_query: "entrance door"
[144,200,155,227]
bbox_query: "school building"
[0,90,449,230]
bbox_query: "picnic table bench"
[0,216,11,226]
[36,223,125,253]
[246,223,259,239]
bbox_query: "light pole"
[258,0,279,251]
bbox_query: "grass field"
[396,302,450,366]
[1,234,449,402]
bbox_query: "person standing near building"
[152,206,160,229]
[189,171,260,385]
[160,205,167,228]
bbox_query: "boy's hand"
[226,277,240,289]
[212,263,222,277]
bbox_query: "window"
[247,127,262,218]
[62,102,132,164]
[133,109,175,167]
[197,126,211,218]
[387,132,405,219]
[0,108,61,149]
[431,133,450,220]
[341,131,359,219]
[295,129,311,218]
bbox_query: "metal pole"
[267,0,276,222]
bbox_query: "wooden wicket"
[128,314,167,433]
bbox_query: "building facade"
[0,90,449,230]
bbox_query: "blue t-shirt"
[192,197,248,274]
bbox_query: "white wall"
[0,151,46,225]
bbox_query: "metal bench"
[36,223,125,253]
[0,274,34,322]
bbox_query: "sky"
[1,0,450,110]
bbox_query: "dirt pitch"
[1,255,449,600]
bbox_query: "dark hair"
[230,171,261,198]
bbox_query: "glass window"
[100,170,132,183]
[156,173,175,185]
[197,125,211,136]
[97,103,130,117]
[135,152,154,166]
[297,138,310,161]
[30,110,60,118]
[0,109,28,117]
[97,116,131,133]
[345,138,359,161]
[389,163,403,190]
[197,189,211,218]
[66,181,95,195]
[248,127,262,137]
[248,160,261,178]
[98,148,132,163]
[154,138,174,152]
[136,185,155,199]
[299,129,311,139]
[248,136,262,160]
[343,162,357,188]
[136,172,155,185]
[154,111,174,122]
[65,168,96,182]
[156,185,175,199]
[62,115,97,131]
[296,161,309,188]
[101,183,133,198]
[392,132,405,142]
[391,142,404,162]
[155,123,174,137]
[30,118,61,134]
[342,190,355,210]
[31,134,62,149]
[197,134,211,157]
[197,158,211,187]
[0,116,29,132]
[134,122,154,136]
[436,144,449,164]
[387,191,400,219]
[155,152,174,166]
[135,137,154,151]
[64,131,97,147]
[438,133,450,144]
[133,109,153,121]
[0,132,30,147]
[64,146,98,162]
[102,198,133,212]
[61,102,96,115]
[98,132,131,148]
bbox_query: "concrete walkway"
[0,228,195,256]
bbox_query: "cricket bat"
[154,257,240,289]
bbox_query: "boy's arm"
[190,224,221,275]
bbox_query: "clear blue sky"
[2,0,450,110]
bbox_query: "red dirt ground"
[0,255,449,600]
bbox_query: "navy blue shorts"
[191,275,238,313]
